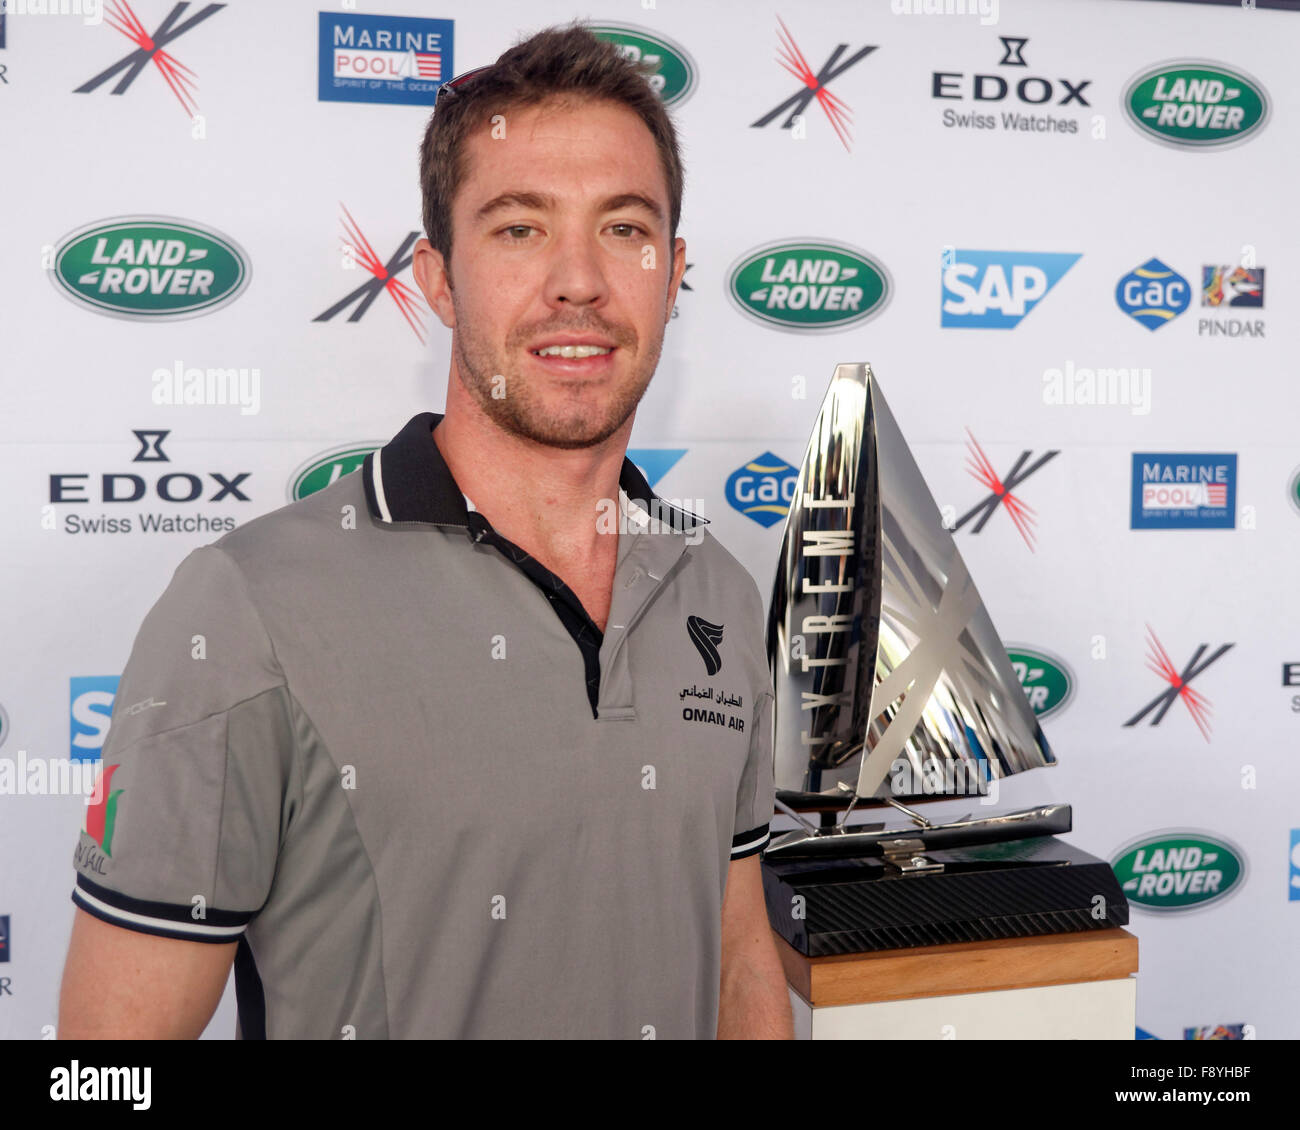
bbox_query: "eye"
[501,224,535,240]
[608,223,645,239]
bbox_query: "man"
[58,24,791,1039]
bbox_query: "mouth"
[526,341,618,376]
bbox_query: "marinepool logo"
[50,217,250,321]
[727,241,890,332]
[318,11,453,107]
[1124,60,1269,149]
[1111,831,1246,911]
[591,25,696,106]
[1288,466,1300,517]
[289,444,380,502]
[726,453,798,527]
[1005,645,1074,719]
[1131,453,1236,530]
[941,250,1079,329]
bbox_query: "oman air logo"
[726,453,798,528]
[1124,61,1268,149]
[1111,831,1245,911]
[84,763,124,858]
[591,26,696,106]
[955,431,1058,551]
[1116,258,1189,331]
[1124,625,1232,742]
[289,444,380,502]
[687,616,725,676]
[941,250,1080,329]
[51,217,249,321]
[314,205,425,342]
[1006,646,1074,719]
[751,16,875,151]
[728,241,890,332]
[74,1,224,117]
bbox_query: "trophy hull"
[762,836,1128,957]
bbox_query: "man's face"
[416,96,686,450]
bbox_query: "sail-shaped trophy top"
[767,363,1055,804]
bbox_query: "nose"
[542,224,609,310]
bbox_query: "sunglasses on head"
[435,65,490,107]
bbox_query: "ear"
[413,237,455,329]
[664,236,687,324]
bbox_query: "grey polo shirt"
[69,412,775,1039]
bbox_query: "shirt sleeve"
[70,545,294,944]
[730,685,775,861]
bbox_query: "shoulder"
[210,469,369,569]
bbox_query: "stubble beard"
[451,293,663,451]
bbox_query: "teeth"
[533,344,611,358]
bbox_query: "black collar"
[362,412,706,532]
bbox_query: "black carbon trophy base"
[762,835,1128,957]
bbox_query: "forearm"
[717,937,795,1039]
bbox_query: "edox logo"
[687,616,724,675]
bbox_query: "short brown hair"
[419,22,684,272]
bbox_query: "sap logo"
[1290,829,1300,902]
[726,453,798,528]
[626,449,687,489]
[1116,258,1190,331]
[70,676,119,763]
[941,250,1080,328]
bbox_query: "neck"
[432,372,630,571]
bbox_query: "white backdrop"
[1,0,1297,1041]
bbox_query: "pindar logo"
[85,764,124,857]
[687,616,724,676]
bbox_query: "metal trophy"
[761,363,1127,956]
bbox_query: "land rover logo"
[289,444,379,502]
[1111,831,1246,911]
[51,216,251,320]
[1123,61,1268,149]
[727,241,891,332]
[1005,646,1074,719]
[591,25,697,106]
